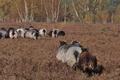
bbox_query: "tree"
[114,5,120,23]
[101,9,109,23]
[0,0,11,21]
[84,11,95,23]
[106,0,120,23]
[95,10,102,23]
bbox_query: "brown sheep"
[78,50,97,76]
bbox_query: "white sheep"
[8,28,18,39]
[65,41,83,68]
[24,29,40,40]
[17,28,29,38]
[0,28,8,38]
[56,41,69,63]
[52,29,60,38]
[39,28,47,36]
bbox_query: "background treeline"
[0,0,120,23]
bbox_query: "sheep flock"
[0,25,100,77]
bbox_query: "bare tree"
[30,0,34,21]
[15,2,24,22]
[64,1,67,23]
[44,0,50,22]
[54,0,61,23]
[72,0,82,22]
[24,0,29,21]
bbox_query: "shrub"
[100,27,106,31]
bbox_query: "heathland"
[0,22,120,80]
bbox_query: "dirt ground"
[0,22,119,80]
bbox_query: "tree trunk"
[72,0,82,22]
[55,0,61,23]
[15,2,24,22]
[111,12,114,23]
[30,0,34,22]
[44,0,49,22]
[51,0,54,22]
[40,0,43,21]
[64,2,67,23]
[24,0,29,22]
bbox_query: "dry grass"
[0,22,120,80]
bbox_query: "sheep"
[0,33,3,39]
[48,29,65,38]
[57,31,65,36]
[24,29,40,40]
[56,41,69,63]
[29,26,34,30]
[29,26,39,33]
[17,27,29,38]
[78,50,97,76]
[0,28,9,38]
[17,26,36,37]
[39,28,47,36]
[65,41,83,69]
[8,28,19,39]
[48,29,60,38]
[52,29,60,38]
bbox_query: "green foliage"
[84,12,95,23]
[99,27,106,31]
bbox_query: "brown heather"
[0,22,120,80]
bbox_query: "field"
[0,22,120,80]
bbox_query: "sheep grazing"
[0,33,3,39]
[29,26,34,30]
[39,28,47,36]
[48,29,65,38]
[48,29,59,38]
[24,29,40,40]
[0,28,9,38]
[65,41,83,69]
[17,27,29,38]
[78,50,97,76]
[51,29,60,38]
[8,28,18,39]
[57,31,65,36]
[29,26,39,32]
[56,41,69,63]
